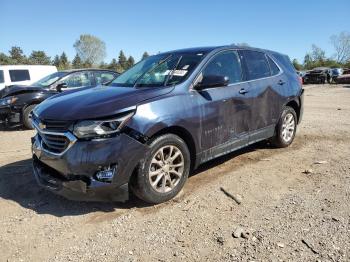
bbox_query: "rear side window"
[202,50,242,84]
[241,50,271,80]
[9,70,30,82]
[267,56,280,76]
[0,70,4,83]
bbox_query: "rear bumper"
[32,132,150,202]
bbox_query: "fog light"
[95,166,116,182]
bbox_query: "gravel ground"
[0,84,349,261]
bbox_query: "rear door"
[239,50,282,142]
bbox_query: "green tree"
[58,52,70,70]
[126,56,135,70]
[72,54,82,68]
[28,50,51,65]
[142,51,149,60]
[107,58,118,71]
[73,34,106,66]
[9,46,27,64]
[118,50,127,70]
[292,59,303,70]
[52,55,60,68]
[0,52,13,65]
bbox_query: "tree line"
[0,34,150,73]
[1,32,349,72]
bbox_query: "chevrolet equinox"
[32,46,304,204]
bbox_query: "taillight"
[298,76,303,85]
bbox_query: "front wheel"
[130,134,191,204]
[271,106,297,148]
[23,104,37,129]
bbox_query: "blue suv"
[31,46,304,204]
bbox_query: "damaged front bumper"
[32,132,149,202]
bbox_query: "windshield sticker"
[182,65,190,70]
[163,70,188,76]
[172,70,188,76]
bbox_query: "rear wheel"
[271,106,297,148]
[23,104,37,129]
[130,134,190,204]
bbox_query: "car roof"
[158,45,287,57]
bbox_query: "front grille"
[40,133,70,154]
[41,119,72,132]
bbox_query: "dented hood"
[1,85,47,98]
[35,85,173,120]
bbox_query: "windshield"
[110,52,206,88]
[32,71,68,87]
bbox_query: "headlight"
[0,96,18,106]
[73,111,134,139]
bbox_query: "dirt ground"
[0,84,349,262]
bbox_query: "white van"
[0,65,57,90]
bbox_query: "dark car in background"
[335,69,350,84]
[31,45,304,204]
[0,69,119,129]
[303,67,332,84]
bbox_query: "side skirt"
[196,125,275,166]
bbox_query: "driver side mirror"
[56,83,68,92]
[195,75,229,90]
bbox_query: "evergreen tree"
[52,55,60,68]
[28,50,51,65]
[108,58,118,71]
[142,51,149,60]
[59,52,70,70]
[118,50,127,70]
[72,54,82,68]
[126,56,135,70]
[9,46,27,64]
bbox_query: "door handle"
[278,80,286,85]
[239,88,248,94]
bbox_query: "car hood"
[35,85,173,121]
[1,85,47,98]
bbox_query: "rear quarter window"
[0,70,4,83]
[9,69,30,82]
[267,56,280,76]
[272,53,295,74]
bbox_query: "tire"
[270,106,297,148]
[22,104,37,129]
[130,134,191,204]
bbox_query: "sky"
[0,0,349,63]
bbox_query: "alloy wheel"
[281,113,295,143]
[149,145,184,193]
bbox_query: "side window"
[241,51,271,80]
[9,70,30,82]
[0,70,4,83]
[95,72,116,84]
[62,72,93,88]
[202,50,242,84]
[267,56,280,76]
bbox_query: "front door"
[194,50,250,162]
